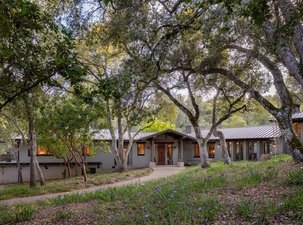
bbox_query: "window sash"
[137,143,145,156]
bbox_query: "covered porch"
[138,129,195,167]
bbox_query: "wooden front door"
[157,144,165,165]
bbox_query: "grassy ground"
[0,168,152,201]
[1,154,303,225]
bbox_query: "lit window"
[167,144,173,159]
[293,122,302,138]
[37,146,49,156]
[84,146,91,156]
[208,143,215,158]
[137,143,145,156]
[194,143,200,157]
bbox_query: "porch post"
[257,141,261,160]
[149,137,156,167]
[232,141,237,161]
[243,141,247,160]
[178,138,184,167]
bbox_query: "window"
[247,142,257,161]
[167,144,173,161]
[84,146,91,156]
[293,122,302,138]
[137,143,145,156]
[227,141,232,156]
[208,143,215,158]
[235,142,243,160]
[37,146,52,156]
[194,143,200,157]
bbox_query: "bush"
[286,169,303,185]
[284,188,303,221]
[54,210,73,220]
[236,199,254,219]
[14,204,35,222]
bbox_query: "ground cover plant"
[0,154,302,225]
[0,168,152,200]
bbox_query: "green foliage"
[0,168,152,200]
[0,203,35,224]
[143,120,176,132]
[14,204,35,222]
[286,169,303,185]
[0,0,86,109]
[36,95,103,159]
[0,186,41,201]
[3,154,296,224]
[236,199,254,219]
[54,210,74,220]
[284,188,303,221]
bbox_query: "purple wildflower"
[221,173,225,177]
[169,195,174,198]
[198,207,203,212]
[145,214,150,219]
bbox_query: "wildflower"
[169,195,174,199]
[157,201,161,204]
[221,173,225,177]
[145,214,150,219]
[144,202,148,205]
[198,207,203,212]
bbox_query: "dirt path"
[0,166,185,206]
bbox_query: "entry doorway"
[157,143,165,165]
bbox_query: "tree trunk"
[122,161,128,172]
[213,129,231,164]
[278,118,303,163]
[17,151,23,184]
[67,161,71,178]
[23,94,38,187]
[35,159,46,186]
[81,162,87,182]
[193,126,210,168]
[117,102,124,171]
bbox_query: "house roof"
[92,129,156,141]
[92,125,281,142]
[292,112,303,122]
[92,129,196,141]
[195,125,282,141]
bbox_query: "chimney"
[293,104,300,113]
[185,124,192,134]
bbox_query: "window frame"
[35,146,53,156]
[207,143,215,158]
[137,143,145,156]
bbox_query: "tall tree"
[0,0,86,110]
[103,0,303,163]
[37,95,102,182]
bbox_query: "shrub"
[284,188,303,221]
[256,200,279,223]
[237,169,263,187]
[286,169,303,185]
[54,210,73,220]
[236,199,254,219]
[14,204,35,222]
[196,198,225,222]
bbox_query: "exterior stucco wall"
[132,142,151,168]
[0,165,67,184]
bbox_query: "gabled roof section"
[136,129,196,141]
[92,129,196,141]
